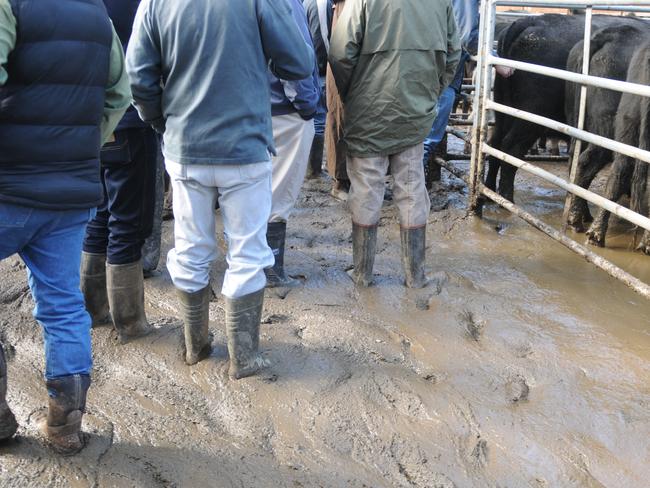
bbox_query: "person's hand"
[495,65,515,78]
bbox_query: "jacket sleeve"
[259,0,314,81]
[328,0,365,101]
[101,24,132,144]
[0,0,16,88]
[125,0,165,133]
[441,3,462,90]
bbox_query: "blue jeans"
[423,51,470,163]
[314,82,327,137]
[0,202,94,379]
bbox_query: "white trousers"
[347,144,431,228]
[270,113,315,223]
[165,160,274,299]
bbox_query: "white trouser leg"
[390,144,431,228]
[269,113,315,223]
[166,161,219,293]
[217,161,274,298]
[347,154,389,226]
[165,160,273,298]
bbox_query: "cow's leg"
[586,155,634,247]
[567,145,611,232]
[497,123,539,202]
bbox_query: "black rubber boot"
[225,289,269,380]
[177,286,212,365]
[265,222,298,288]
[44,374,91,455]
[80,252,111,327]
[306,134,324,179]
[107,261,152,343]
[348,223,377,287]
[0,344,18,442]
[400,226,429,289]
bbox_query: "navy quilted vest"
[0,0,112,209]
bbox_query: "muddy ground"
[1,138,649,487]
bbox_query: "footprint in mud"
[505,374,530,403]
[459,310,485,341]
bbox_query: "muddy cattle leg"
[485,157,500,192]
[586,156,634,247]
[567,145,612,232]
[497,124,540,202]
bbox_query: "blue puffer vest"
[0,0,112,210]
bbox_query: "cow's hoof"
[636,233,650,255]
[586,227,605,247]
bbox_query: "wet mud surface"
[1,139,649,487]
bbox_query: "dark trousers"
[83,127,158,265]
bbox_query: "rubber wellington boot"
[80,252,112,327]
[265,222,298,288]
[225,289,269,380]
[348,223,377,287]
[106,261,152,343]
[400,226,429,289]
[177,286,212,365]
[0,345,18,441]
[44,374,90,455]
[306,133,324,179]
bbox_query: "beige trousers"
[347,144,430,228]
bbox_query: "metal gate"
[469,0,650,298]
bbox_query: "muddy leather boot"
[106,261,152,343]
[177,286,212,365]
[348,223,377,287]
[44,374,90,455]
[226,289,269,380]
[306,134,324,179]
[0,345,18,441]
[80,252,111,327]
[265,222,298,288]
[400,226,428,289]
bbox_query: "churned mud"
[1,137,649,487]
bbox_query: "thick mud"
[1,141,649,487]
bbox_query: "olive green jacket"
[329,0,461,156]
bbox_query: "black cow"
[587,41,650,254]
[485,14,647,204]
[564,23,650,232]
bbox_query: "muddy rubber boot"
[0,345,18,441]
[226,289,269,380]
[106,261,152,343]
[400,226,429,289]
[177,286,212,365]
[306,134,324,179]
[265,222,298,288]
[80,252,111,327]
[44,374,90,455]
[348,223,377,287]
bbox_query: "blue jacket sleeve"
[280,0,321,119]
[258,0,314,81]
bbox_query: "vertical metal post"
[562,6,592,231]
[469,0,496,215]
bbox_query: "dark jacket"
[302,0,333,78]
[0,0,113,209]
[269,0,321,119]
[103,0,146,130]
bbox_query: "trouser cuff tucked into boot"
[177,286,212,365]
[0,345,18,441]
[80,252,111,327]
[265,221,298,288]
[44,374,91,455]
[400,226,429,289]
[348,223,378,287]
[107,260,152,343]
[225,289,269,380]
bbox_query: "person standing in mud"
[329,0,461,288]
[80,0,158,344]
[266,0,321,287]
[0,0,130,453]
[325,0,351,202]
[126,0,314,378]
